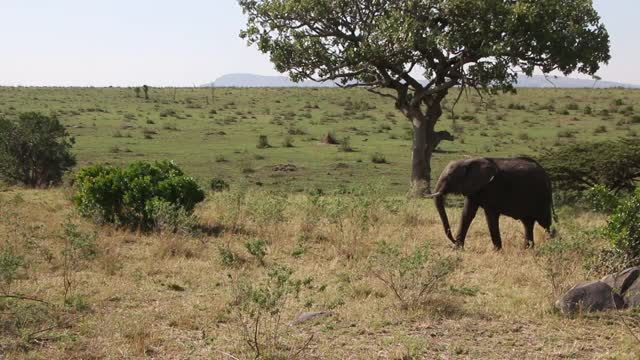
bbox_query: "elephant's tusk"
[425,192,442,198]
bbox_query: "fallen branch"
[0,294,52,306]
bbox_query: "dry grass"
[1,187,639,359]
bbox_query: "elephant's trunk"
[434,193,456,244]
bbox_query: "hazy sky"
[0,0,638,87]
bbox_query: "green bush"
[73,160,205,230]
[0,112,76,187]
[540,139,640,192]
[604,187,640,262]
[581,185,640,272]
[585,185,620,213]
[371,152,387,164]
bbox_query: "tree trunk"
[409,101,442,196]
[410,114,430,196]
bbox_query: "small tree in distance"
[134,87,141,98]
[142,84,150,100]
[239,0,610,195]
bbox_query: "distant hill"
[204,73,639,89]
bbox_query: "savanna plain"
[1,86,640,359]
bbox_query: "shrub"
[566,102,580,111]
[556,129,577,138]
[256,135,271,149]
[247,191,287,225]
[233,265,313,358]
[603,187,640,264]
[159,108,178,118]
[0,249,25,293]
[540,139,640,192]
[371,152,387,164]
[580,185,640,273]
[0,112,76,187]
[287,127,306,135]
[321,131,339,144]
[147,199,199,235]
[536,232,594,299]
[282,135,294,148]
[218,246,238,266]
[73,160,205,230]
[593,125,608,134]
[368,240,459,309]
[210,177,230,192]
[245,238,268,265]
[585,184,620,214]
[339,136,353,152]
[517,132,531,141]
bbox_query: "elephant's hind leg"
[538,212,555,238]
[523,219,535,248]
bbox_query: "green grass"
[1,87,639,194]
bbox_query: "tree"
[134,87,141,98]
[540,139,640,193]
[142,84,150,100]
[239,0,610,194]
[0,112,76,187]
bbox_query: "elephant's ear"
[461,158,498,195]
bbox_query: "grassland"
[1,86,639,194]
[1,87,640,359]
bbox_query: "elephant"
[430,157,554,250]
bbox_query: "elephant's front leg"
[484,208,502,250]
[455,197,479,248]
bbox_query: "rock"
[601,266,640,307]
[601,266,640,294]
[289,311,332,326]
[625,279,640,307]
[556,280,625,314]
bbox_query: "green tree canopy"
[0,112,76,187]
[540,139,640,193]
[239,0,610,194]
